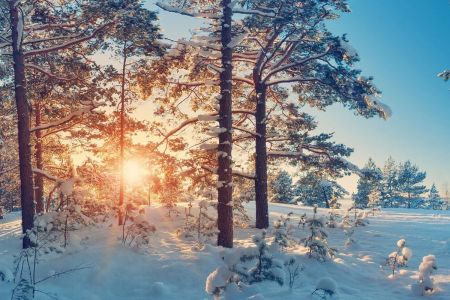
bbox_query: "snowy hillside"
[1,204,448,300]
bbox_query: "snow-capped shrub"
[122,204,156,248]
[326,210,340,228]
[234,231,285,286]
[313,277,338,299]
[284,257,303,289]
[205,265,236,299]
[385,239,412,276]
[412,255,438,296]
[177,200,218,244]
[238,231,285,285]
[272,212,294,251]
[302,207,336,261]
[340,212,355,247]
[298,213,307,229]
[33,203,94,252]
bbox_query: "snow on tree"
[438,70,450,81]
[270,171,294,203]
[425,183,445,210]
[380,156,400,207]
[368,188,381,216]
[412,255,438,296]
[155,0,236,248]
[178,199,218,244]
[385,239,412,277]
[296,173,348,208]
[272,212,294,251]
[302,206,336,261]
[397,161,427,208]
[235,231,285,286]
[353,158,383,208]
[92,0,165,226]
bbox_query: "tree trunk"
[34,101,44,213]
[10,1,35,249]
[118,43,127,226]
[254,80,269,229]
[216,0,233,248]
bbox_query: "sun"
[124,160,148,185]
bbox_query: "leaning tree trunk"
[10,1,35,249]
[216,0,233,248]
[254,79,269,229]
[118,43,127,226]
[34,101,44,213]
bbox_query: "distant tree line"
[269,157,447,210]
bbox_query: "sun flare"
[124,160,148,185]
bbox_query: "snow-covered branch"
[263,50,331,83]
[25,63,71,81]
[30,102,103,132]
[156,2,220,19]
[24,22,112,57]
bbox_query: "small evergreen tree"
[302,207,336,261]
[385,239,412,277]
[270,171,294,203]
[426,184,444,210]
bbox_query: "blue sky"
[145,0,450,194]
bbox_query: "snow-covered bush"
[298,213,307,229]
[385,239,412,276]
[205,265,238,299]
[302,207,336,261]
[284,257,303,289]
[326,210,340,228]
[177,200,218,244]
[121,204,156,248]
[236,231,285,286]
[33,203,94,252]
[272,212,294,251]
[340,212,355,247]
[412,255,438,296]
[313,277,338,299]
[349,207,369,227]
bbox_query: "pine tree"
[94,0,164,225]
[426,184,444,210]
[380,156,399,207]
[295,173,348,208]
[353,158,382,208]
[397,161,427,208]
[270,171,294,203]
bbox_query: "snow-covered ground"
[0,203,449,299]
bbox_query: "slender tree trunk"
[34,101,44,213]
[10,1,35,249]
[217,0,233,248]
[254,80,269,229]
[118,43,127,226]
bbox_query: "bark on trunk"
[34,101,44,213]
[10,1,35,249]
[254,80,269,229]
[217,0,233,248]
[118,43,127,226]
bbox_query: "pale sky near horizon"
[141,0,450,195]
